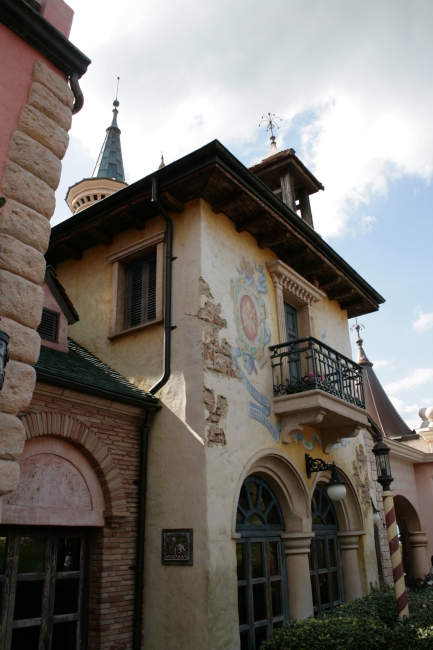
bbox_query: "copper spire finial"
[259,112,282,158]
[92,77,125,182]
[158,152,165,169]
[351,319,372,366]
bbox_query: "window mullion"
[245,540,254,647]
[39,531,56,650]
[142,261,149,323]
[2,531,19,650]
[76,531,88,650]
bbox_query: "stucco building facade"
[39,128,395,648]
[2,87,432,648]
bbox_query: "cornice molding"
[387,437,433,464]
[107,230,165,263]
[267,259,325,306]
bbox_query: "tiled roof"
[35,338,157,408]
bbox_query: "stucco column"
[337,531,364,601]
[408,532,429,579]
[281,532,315,620]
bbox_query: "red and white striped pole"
[372,433,409,618]
[382,489,409,618]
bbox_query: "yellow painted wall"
[55,197,379,649]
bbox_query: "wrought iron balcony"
[269,336,365,408]
[269,338,368,451]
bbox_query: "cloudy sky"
[56,0,433,429]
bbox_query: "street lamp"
[372,434,409,618]
[305,454,347,501]
[0,325,10,391]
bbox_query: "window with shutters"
[107,230,164,339]
[37,309,59,342]
[125,254,157,329]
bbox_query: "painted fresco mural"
[231,258,280,442]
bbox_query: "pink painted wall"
[0,1,74,183]
[39,0,74,39]
[414,463,433,564]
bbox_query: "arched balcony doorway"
[309,485,344,615]
[236,475,289,650]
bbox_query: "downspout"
[133,176,174,649]
[149,176,174,396]
[133,408,155,650]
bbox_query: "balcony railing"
[269,336,365,409]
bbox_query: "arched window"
[236,476,289,650]
[309,485,344,615]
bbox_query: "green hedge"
[261,589,433,650]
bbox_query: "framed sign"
[161,529,193,565]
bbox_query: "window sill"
[108,317,163,341]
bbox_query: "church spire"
[93,78,125,182]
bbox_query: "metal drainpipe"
[132,177,174,649]
[133,408,154,650]
[149,176,174,396]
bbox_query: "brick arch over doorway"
[19,412,128,521]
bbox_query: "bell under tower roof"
[93,97,125,182]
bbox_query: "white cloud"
[413,311,433,332]
[385,368,433,394]
[388,395,433,430]
[359,216,377,234]
[373,359,393,369]
[59,0,433,239]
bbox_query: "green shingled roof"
[35,338,158,408]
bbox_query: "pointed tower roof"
[353,322,413,439]
[93,99,125,182]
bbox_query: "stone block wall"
[364,432,393,584]
[0,61,73,509]
[19,384,146,650]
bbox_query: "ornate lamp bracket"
[306,454,333,479]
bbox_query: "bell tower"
[250,113,324,229]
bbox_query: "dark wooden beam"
[285,245,308,262]
[211,193,243,214]
[60,243,82,260]
[327,287,355,301]
[236,213,267,233]
[316,274,340,288]
[258,232,292,250]
[340,297,363,310]
[88,227,112,246]
[160,191,184,213]
[120,212,146,231]
[293,258,324,274]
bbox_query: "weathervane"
[259,112,282,157]
[350,318,364,342]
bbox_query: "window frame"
[0,526,90,650]
[309,486,345,616]
[266,259,325,345]
[236,476,289,649]
[107,230,164,339]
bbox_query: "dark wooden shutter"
[37,309,59,342]
[126,254,157,328]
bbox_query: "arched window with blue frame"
[309,485,344,615]
[236,475,289,650]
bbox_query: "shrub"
[261,588,433,650]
